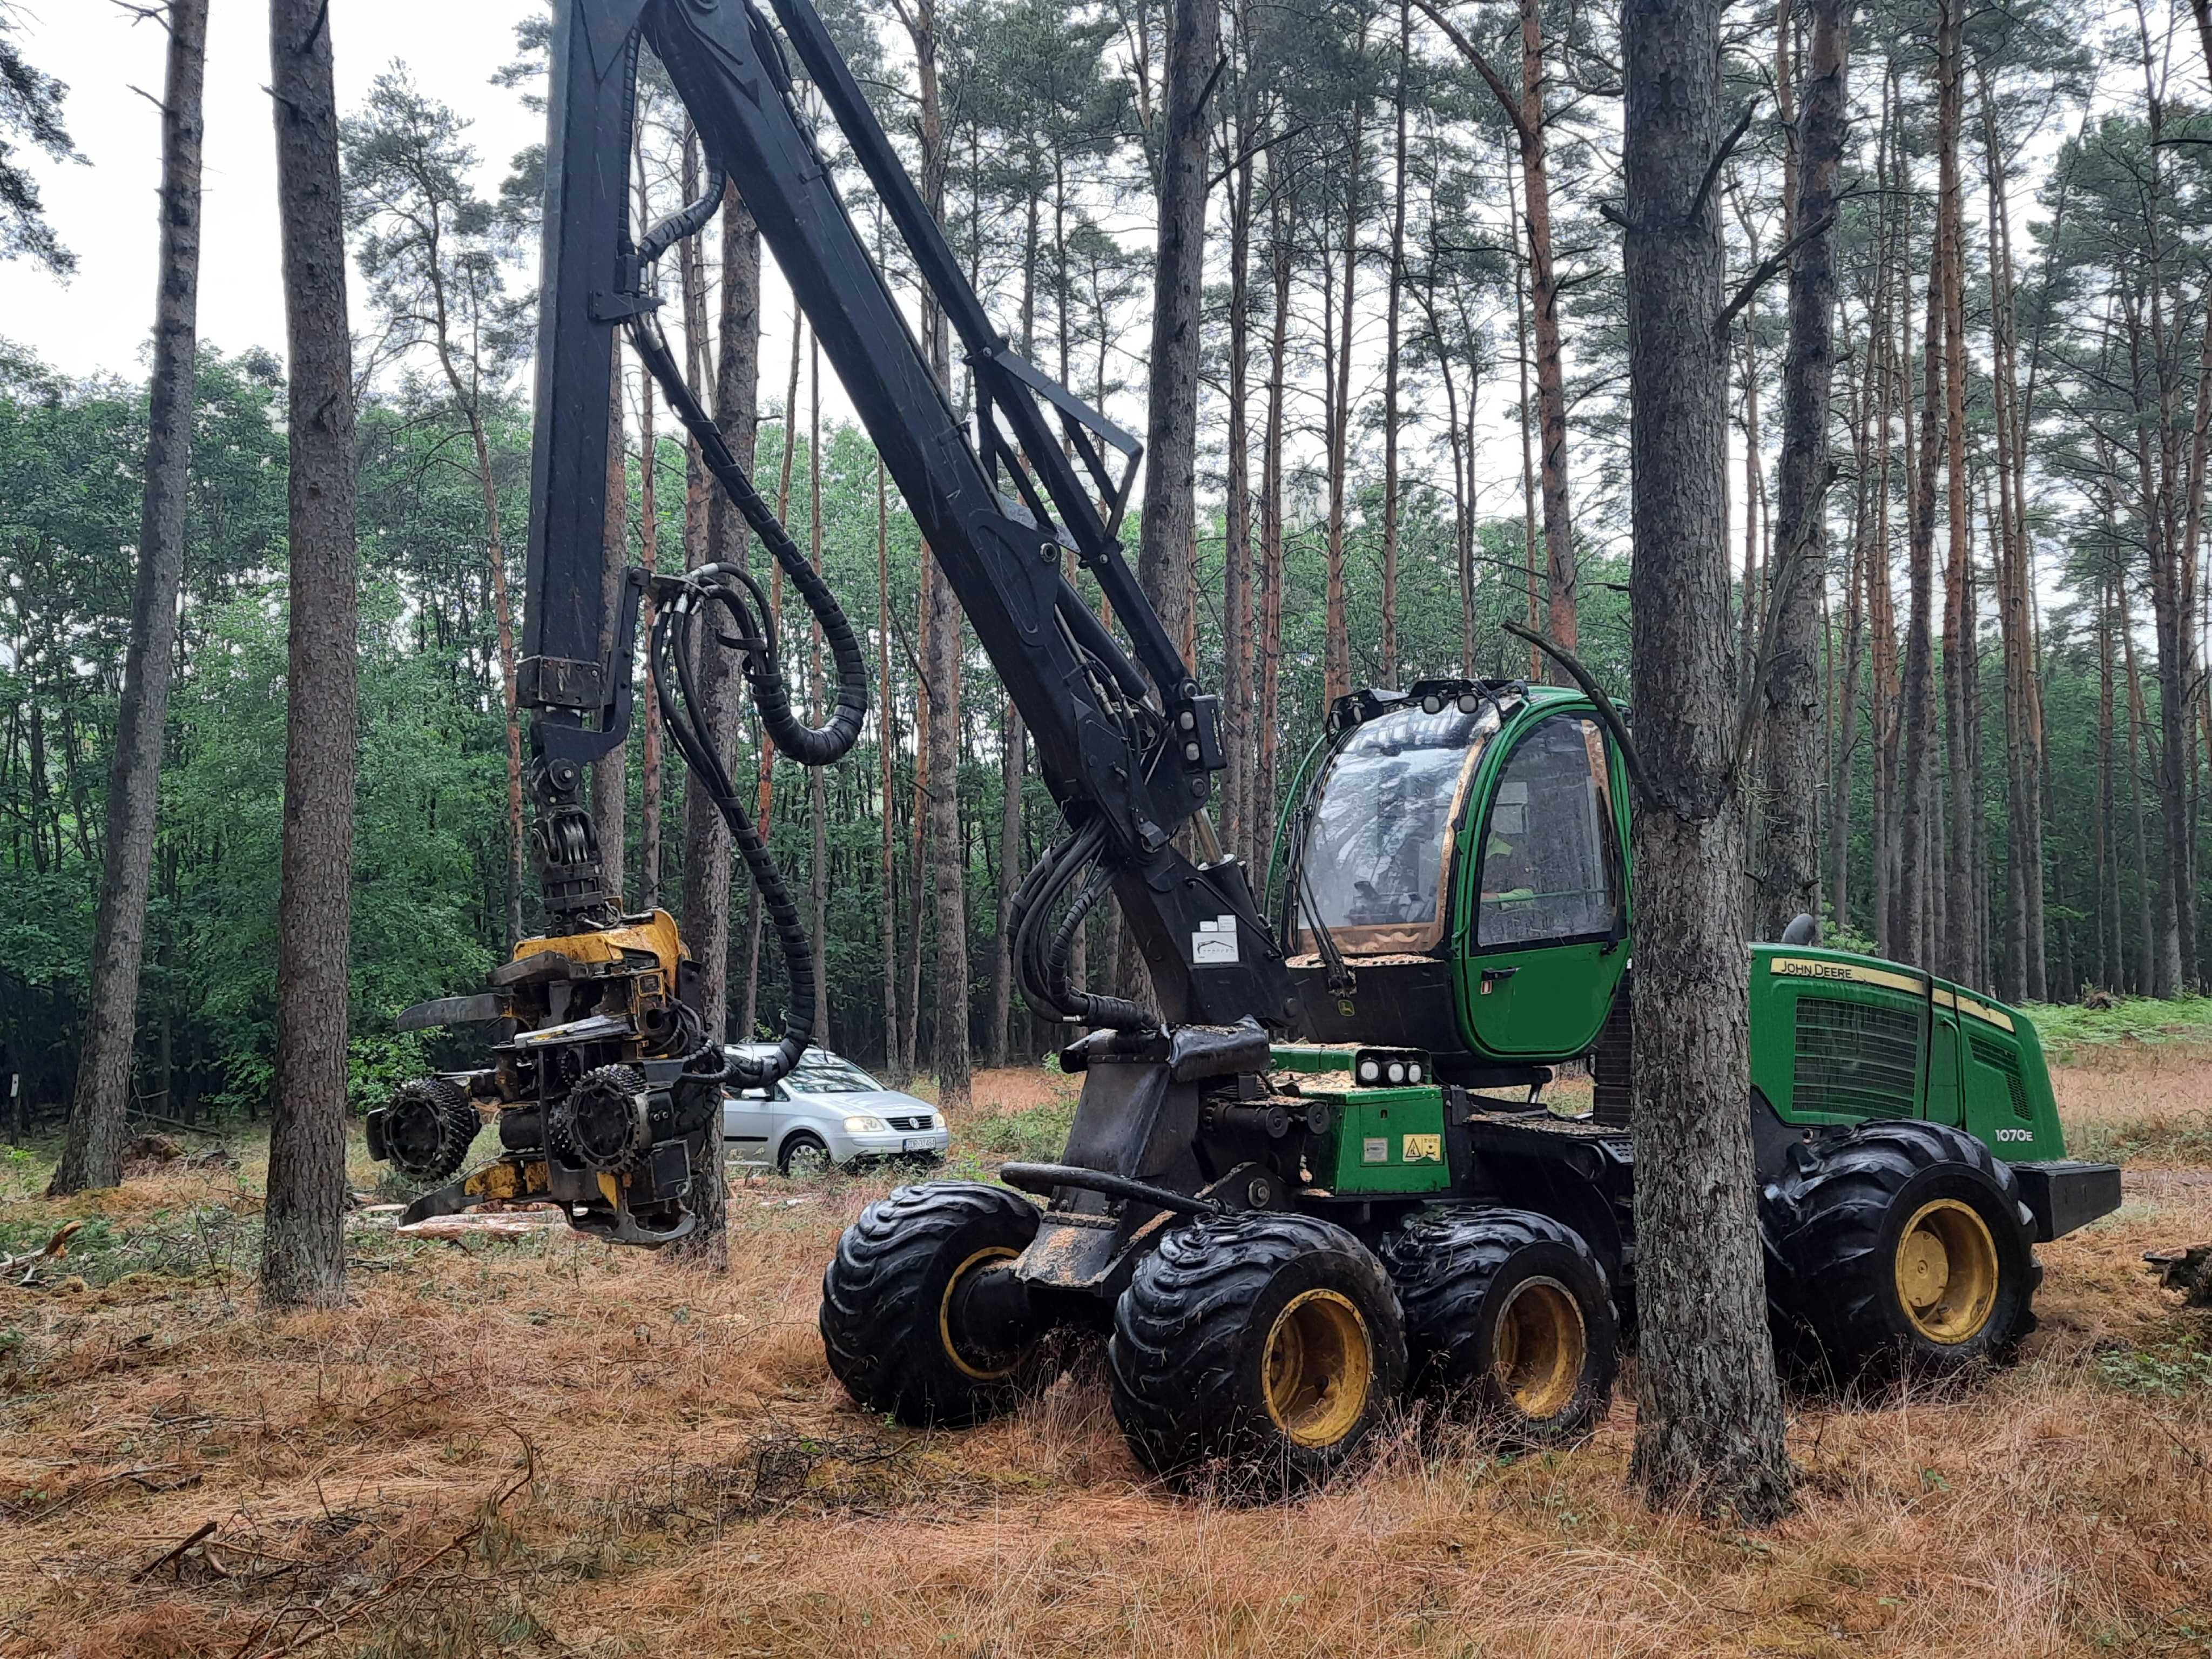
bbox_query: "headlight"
[844,1114,889,1134]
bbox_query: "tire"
[1108,1211,1407,1495]
[1377,1206,1617,1446]
[379,1078,480,1183]
[1762,1120,2039,1386]
[778,1131,831,1177]
[820,1181,1063,1427]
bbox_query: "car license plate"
[903,1137,924,1153]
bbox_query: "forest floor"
[0,1037,2208,1658]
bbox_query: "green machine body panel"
[1314,1085,1452,1195]
[1746,944,2068,1161]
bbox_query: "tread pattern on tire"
[1762,1119,2038,1382]
[1376,1204,1618,1443]
[820,1180,1054,1427]
[1108,1209,1407,1492]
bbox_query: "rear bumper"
[2011,1160,2123,1242]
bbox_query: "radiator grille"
[1793,995,1920,1117]
[1967,1031,2034,1121]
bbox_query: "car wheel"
[779,1131,832,1177]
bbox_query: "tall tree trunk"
[1622,0,1795,1522]
[1256,188,1291,861]
[877,453,902,1080]
[670,188,760,1273]
[1514,150,1541,679]
[897,0,968,1103]
[1381,0,1410,687]
[593,349,629,906]
[1982,74,2044,1002]
[638,370,664,911]
[807,337,830,1044]
[1752,0,1847,940]
[678,186,760,1042]
[740,313,806,1039]
[1420,0,1574,655]
[1897,144,1944,969]
[1222,35,1257,865]
[2098,571,2121,989]
[2122,570,2158,992]
[51,0,207,1197]
[1934,0,1972,982]
[1321,75,1364,707]
[264,0,358,1311]
[1138,0,1218,813]
[1518,0,1573,651]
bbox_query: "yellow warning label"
[1401,1134,1443,1163]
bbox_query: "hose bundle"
[623,249,867,1090]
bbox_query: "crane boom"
[521,0,1289,1034]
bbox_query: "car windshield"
[1294,700,1500,956]
[784,1054,884,1094]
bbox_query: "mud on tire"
[820,1181,1064,1427]
[1108,1211,1407,1496]
[1377,1205,1618,1445]
[1762,1120,2039,1387]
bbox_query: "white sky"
[0,0,545,382]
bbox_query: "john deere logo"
[1337,997,1356,1017]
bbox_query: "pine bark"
[1622,0,1795,1523]
[1223,114,1257,862]
[1896,141,1944,969]
[670,189,759,1274]
[1752,0,1846,940]
[678,186,760,1043]
[592,349,629,903]
[897,0,968,1101]
[1256,190,1291,862]
[1380,0,1410,689]
[51,0,207,1197]
[1321,70,1364,707]
[264,0,359,1310]
[1138,0,1216,783]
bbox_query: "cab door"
[1456,710,1629,1061]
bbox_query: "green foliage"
[2024,996,2212,1060]
[2092,1317,2212,1397]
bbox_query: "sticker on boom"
[1401,1134,1442,1163]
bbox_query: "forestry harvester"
[365,0,2123,1492]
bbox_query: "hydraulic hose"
[629,314,867,766]
[649,590,817,1090]
[1010,822,1152,1033]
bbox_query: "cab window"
[1475,714,1619,947]
[1295,700,1501,955]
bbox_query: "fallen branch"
[228,1429,536,1659]
[1501,619,1655,809]
[133,1520,218,1582]
[1,1219,84,1273]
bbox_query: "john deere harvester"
[359,0,2123,1501]
[821,683,2122,1490]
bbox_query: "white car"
[721,1044,950,1174]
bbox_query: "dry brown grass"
[0,1063,2208,1658]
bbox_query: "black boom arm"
[520,0,1292,1037]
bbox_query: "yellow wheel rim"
[1492,1276,1586,1418]
[1893,1198,2000,1344]
[1262,1289,1374,1448]
[939,1246,1022,1381]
